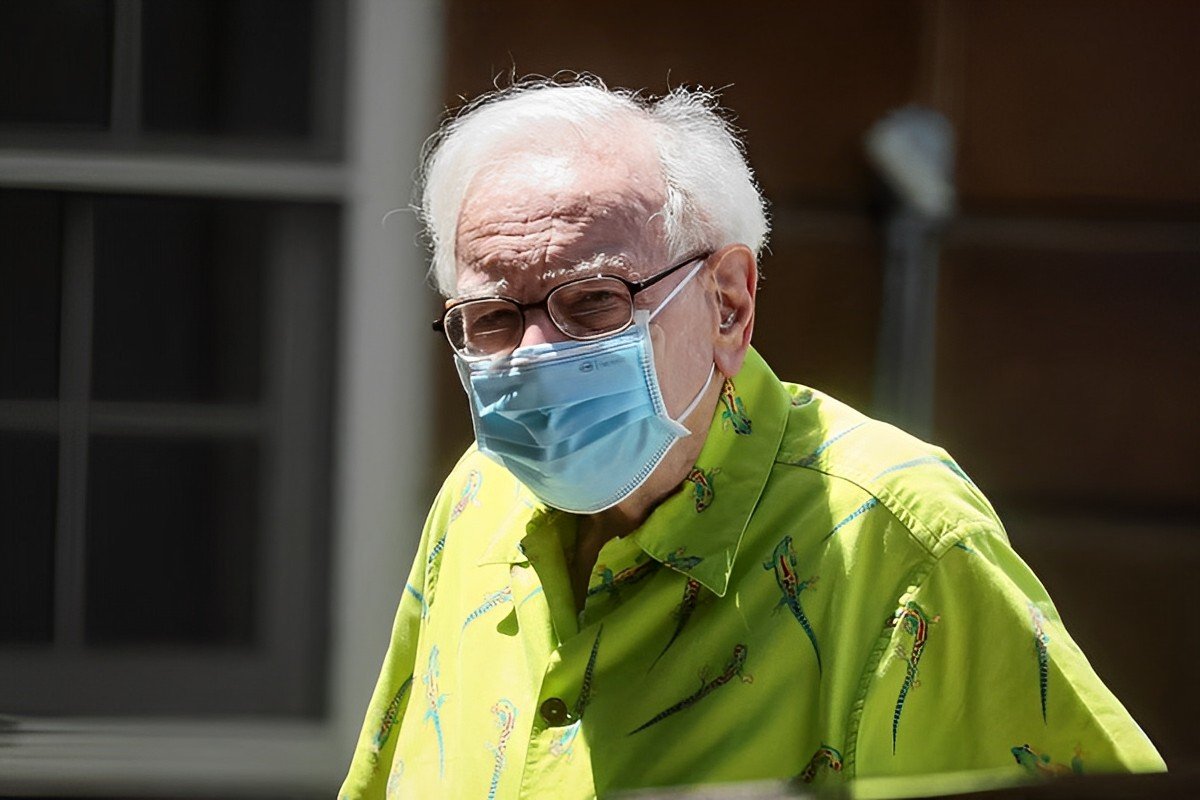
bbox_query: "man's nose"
[517,309,563,349]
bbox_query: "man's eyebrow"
[453,276,510,299]
[453,254,634,299]
[538,254,630,283]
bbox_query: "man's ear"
[709,244,758,378]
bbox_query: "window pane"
[85,437,258,646]
[141,0,315,138]
[91,195,265,403]
[0,433,57,643]
[0,191,62,399]
[0,1,112,128]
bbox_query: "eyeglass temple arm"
[628,251,712,293]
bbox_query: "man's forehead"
[453,137,669,297]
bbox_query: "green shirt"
[340,348,1164,798]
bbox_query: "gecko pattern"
[799,744,844,783]
[889,601,939,753]
[450,469,483,521]
[764,535,821,672]
[372,674,414,755]
[662,547,704,572]
[650,578,703,669]
[405,583,429,619]
[629,644,751,734]
[822,498,879,541]
[683,466,720,512]
[458,588,514,656]
[422,646,448,778]
[462,588,513,634]
[1011,744,1084,777]
[428,533,447,567]
[719,379,753,435]
[386,758,404,797]
[552,626,603,760]
[426,529,448,599]
[791,387,814,407]
[795,422,866,468]
[1029,602,1051,723]
[588,559,661,599]
[485,699,517,800]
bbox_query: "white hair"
[418,76,770,296]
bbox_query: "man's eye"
[457,305,520,351]
[558,294,630,335]
[581,292,624,309]
[561,290,625,315]
[468,310,516,334]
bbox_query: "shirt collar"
[630,347,788,596]
[477,482,550,566]
[477,346,790,598]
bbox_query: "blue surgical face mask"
[455,259,715,514]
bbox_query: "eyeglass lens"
[445,276,635,357]
[548,278,633,338]
[447,300,523,358]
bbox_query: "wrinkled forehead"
[453,125,669,296]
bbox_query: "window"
[1,0,438,792]
[0,1,342,718]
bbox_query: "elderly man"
[341,79,1163,798]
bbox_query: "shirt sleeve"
[851,525,1165,792]
[338,495,446,799]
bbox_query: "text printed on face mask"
[580,356,623,373]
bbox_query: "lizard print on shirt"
[765,535,821,673]
[629,643,752,735]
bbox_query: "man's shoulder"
[429,445,531,524]
[772,383,1005,557]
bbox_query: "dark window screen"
[0,191,63,399]
[85,436,259,646]
[91,196,265,403]
[141,0,315,138]
[0,1,112,127]
[0,433,58,644]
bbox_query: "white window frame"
[0,0,441,794]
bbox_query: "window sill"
[0,150,346,200]
[0,716,344,797]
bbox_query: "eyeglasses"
[433,252,711,359]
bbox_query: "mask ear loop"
[676,363,717,424]
[648,256,709,322]
[643,255,717,432]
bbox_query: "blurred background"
[0,0,1196,796]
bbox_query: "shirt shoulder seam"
[775,446,1006,559]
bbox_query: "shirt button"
[539,697,569,726]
